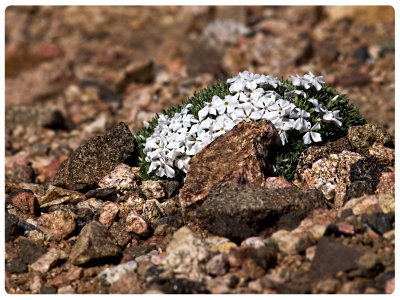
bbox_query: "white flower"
[143,121,150,129]
[247,87,265,101]
[285,89,307,99]
[289,74,303,86]
[211,115,236,137]
[274,99,295,117]
[303,72,325,91]
[188,117,213,135]
[215,95,240,114]
[322,110,342,127]
[198,96,222,120]
[290,108,310,131]
[242,72,264,90]
[232,103,260,122]
[229,77,248,102]
[252,95,279,120]
[156,153,176,178]
[302,122,322,144]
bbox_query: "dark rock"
[85,188,118,201]
[162,181,180,199]
[310,236,363,279]
[6,164,35,184]
[155,216,183,229]
[361,212,394,235]
[5,105,68,129]
[69,221,121,265]
[114,59,153,92]
[252,246,277,270]
[348,124,394,156]
[122,245,157,263]
[147,277,209,294]
[19,220,42,236]
[334,73,371,86]
[40,286,58,294]
[352,45,370,64]
[17,238,47,265]
[193,183,325,242]
[277,213,303,231]
[353,252,384,278]
[109,220,132,248]
[76,207,94,231]
[5,258,28,274]
[5,212,22,242]
[180,120,278,228]
[52,122,135,192]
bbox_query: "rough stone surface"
[52,122,135,192]
[109,220,132,248]
[37,210,76,241]
[206,253,229,276]
[179,120,277,222]
[341,194,395,216]
[369,142,395,167]
[5,212,22,242]
[241,237,265,249]
[296,150,384,208]
[271,230,302,255]
[98,163,138,191]
[9,190,40,218]
[39,186,86,208]
[192,183,325,241]
[141,180,166,200]
[361,212,394,235]
[99,201,119,227]
[69,221,121,265]
[97,261,138,285]
[263,177,292,189]
[348,123,393,156]
[30,248,60,273]
[162,227,209,281]
[310,236,363,279]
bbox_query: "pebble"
[37,210,76,241]
[10,190,41,217]
[125,212,150,235]
[99,201,119,227]
[241,236,265,249]
[98,163,138,190]
[271,230,301,254]
[30,248,60,273]
[141,180,166,200]
[97,261,138,285]
[206,253,229,276]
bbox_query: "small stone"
[126,212,150,236]
[31,248,60,273]
[313,278,341,294]
[40,286,58,294]
[39,186,86,208]
[29,273,44,293]
[252,246,277,271]
[369,142,395,166]
[180,120,277,226]
[356,252,383,278]
[263,177,293,189]
[271,230,301,255]
[348,124,393,156]
[158,198,181,217]
[142,199,163,225]
[375,171,395,195]
[98,163,138,190]
[122,245,157,263]
[37,210,76,241]
[162,227,209,281]
[342,194,394,215]
[162,181,180,198]
[210,242,237,254]
[109,220,132,248]
[52,122,135,192]
[241,236,265,249]
[334,72,371,87]
[241,257,266,280]
[141,180,166,200]
[206,253,229,276]
[97,261,138,285]
[154,224,176,237]
[85,188,118,202]
[227,246,255,268]
[99,201,119,227]
[9,190,41,217]
[69,221,121,265]
[5,212,22,242]
[305,246,317,261]
[6,164,35,184]
[57,285,75,294]
[361,212,393,235]
[336,221,355,235]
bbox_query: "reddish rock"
[179,120,277,223]
[375,171,395,195]
[263,177,292,189]
[126,212,150,236]
[98,163,138,191]
[336,221,355,235]
[10,191,40,217]
[30,248,60,273]
[99,201,119,227]
[37,210,76,241]
[368,143,395,167]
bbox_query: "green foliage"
[133,78,366,183]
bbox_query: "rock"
[37,210,76,241]
[348,124,393,156]
[141,180,166,200]
[98,164,138,191]
[312,278,341,294]
[99,201,119,227]
[5,212,23,242]
[361,212,394,235]
[241,237,265,249]
[310,236,363,279]
[252,246,277,271]
[8,190,41,217]
[85,188,118,202]
[192,183,325,242]
[109,220,132,248]
[5,259,28,274]
[52,122,135,192]
[147,277,209,294]
[155,216,183,230]
[11,238,48,272]
[263,177,293,189]
[206,253,229,276]
[179,120,277,225]
[210,242,237,254]
[122,245,157,263]
[375,171,395,195]
[30,248,60,273]
[271,230,301,254]
[5,105,68,129]
[58,285,76,294]
[296,150,384,208]
[385,277,395,294]
[352,45,370,64]
[162,181,180,198]
[114,59,154,92]
[142,199,163,226]
[162,227,209,281]
[355,252,384,278]
[69,221,121,265]
[6,164,35,184]
[39,186,86,208]
[40,286,58,294]
[126,212,150,236]
[97,261,138,285]
[158,198,181,217]
[341,194,395,215]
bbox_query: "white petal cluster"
[143,71,342,178]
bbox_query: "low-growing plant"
[133,71,366,183]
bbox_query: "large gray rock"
[192,183,326,242]
[69,221,121,265]
[52,122,135,192]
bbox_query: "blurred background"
[5,6,395,183]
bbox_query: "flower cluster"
[142,71,343,178]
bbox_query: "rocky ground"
[4,6,395,294]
